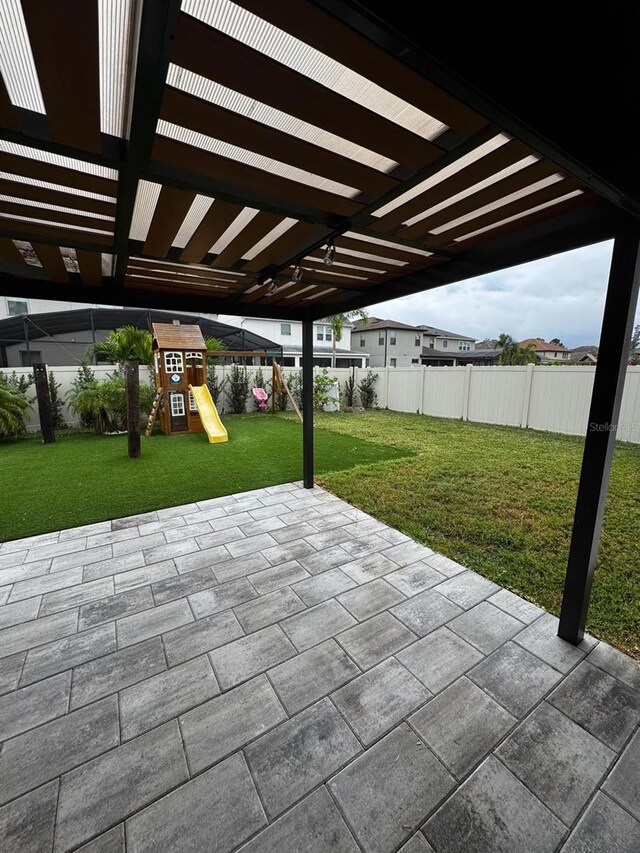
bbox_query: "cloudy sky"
[366,239,639,349]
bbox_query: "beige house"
[353,318,475,367]
[519,338,572,362]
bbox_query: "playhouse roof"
[152,322,206,351]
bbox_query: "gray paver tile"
[0,585,10,604]
[238,517,287,538]
[377,527,411,546]
[338,577,405,621]
[112,532,165,558]
[226,532,277,558]
[20,622,116,686]
[0,780,58,853]
[448,601,523,653]
[0,695,119,806]
[0,652,25,695]
[173,545,230,574]
[468,642,562,717]
[562,791,640,853]
[156,502,199,519]
[340,551,399,584]
[268,520,315,543]
[246,697,361,818]
[137,517,184,537]
[165,521,211,542]
[399,835,434,853]
[49,545,113,572]
[163,609,243,667]
[120,654,219,740]
[0,608,78,659]
[423,756,565,853]
[514,612,591,672]
[303,527,353,550]
[213,553,270,583]
[0,550,27,571]
[603,729,640,821]
[116,599,192,647]
[421,553,467,578]
[340,533,394,559]
[180,674,286,773]
[337,611,417,669]
[2,531,59,554]
[247,503,287,520]
[112,510,158,531]
[0,597,41,630]
[248,560,310,595]
[59,521,112,542]
[397,626,483,694]
[126,752,265,853]
[280,598,356,652]
[78,586,153,631]
[23,539,87,564]
[262,539,316,566]
[489,588,544,624]
[209,624,295,690]
[385,561,446,596]
[209,511,253,530]
[329,723,455,853]
[410,677,516,780]
[76,825,124,852]
[83,551,145,582]
[587,640,640,692]
[54,721,189,853]
[142,538,198,566]
[299,544,351,574]
[291,567,357,606]
[189,577,257,618]
[40,577,114,616]
[238,786,359,853]
[113,559,177,594]
[70,637,166,709]
[87,528,139,548]
[496,701,615,824]
[434,571,500,609]
[0,558,52,586]
[548,660,640,750]
[8,567,83,602]
[382,541,435,567]
[333,657,431,745]
[233,586,305,633]
[194,526,246,549]
[268,638,360,715]
[391,589,463,637]
[150,565,216,605]
[0,670,71,741]
[307,512,353,531]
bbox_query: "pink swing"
[252,387,268,409]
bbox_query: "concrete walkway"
[0,483,639,852]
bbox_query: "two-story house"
[519,338,572,362]
[353,318,475,367]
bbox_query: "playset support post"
[33,363,54,444]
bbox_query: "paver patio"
[0,483,639,852]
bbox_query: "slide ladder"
[189,384,228,443]
[145,389,163,437]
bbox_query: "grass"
[0,415,409,543]
[307,411,640,659]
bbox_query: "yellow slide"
[189,384,228,443]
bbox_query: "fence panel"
[467,366,528,426]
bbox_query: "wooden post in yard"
[125,361,141,459]
[33,363,54,444]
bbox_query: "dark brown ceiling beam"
[22,0,101,153]
[0,178,116,217]
[173,13,441,169]
[31,243,68,282]
[180,199,243,263]
[0,151,117,198]
[153,135,363,220]
[143,185,196,257]
[371,139,532,233]
[0,75,17,130]
[211,211,283,269]
[127,267,244,287]
[128,257,243,283]
[161,87,398,203]
[0,200,113,234]
[0,219,111,250]
[233,0,485,138]
[76,250,103,287]
[400,159,562,240]
[0,237,25,265]
[306,251,390,274]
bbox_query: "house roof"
[569,345,599,354]
[0,1,626,324]
[152,323,207,351]
[519,338,571,352]
[353,318,420,332]
[417,324,476,341]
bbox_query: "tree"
[629,324,640,365]
[549,337,566,347]
[0,378,31,438]
[327,310,369,368]
[204,336,225,364]
[91,327,153,458]
[48,369,66,429]
[496,333,536,365]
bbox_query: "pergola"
[0,0,637,647]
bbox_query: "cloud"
[365,240,638,348]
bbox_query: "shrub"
[343,374,357,408]
[72,362,96,428]
[206,364,226,407]
[0,374,31,438]
[358,370,378,409]
[48,369,66,429]
[227,364,251,414]
[69,373,154,433]
[287,371,303,410]
[313,368,338,411]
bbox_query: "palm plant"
[0,383,30,438]
[495,333,536,366]
[327,310,369,368]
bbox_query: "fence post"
[33,363,55,444]
[461,364,473,420]
[383,367,390,408]
[420,365,427,414]
[520,362,535,427]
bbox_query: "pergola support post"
[558,228,640,644]
[302,318,314,489]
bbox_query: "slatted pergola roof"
[0,0,631,321]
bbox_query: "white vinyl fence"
[4,363,640,445]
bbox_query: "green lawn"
[309,411,639,659]
[0,415,410,542]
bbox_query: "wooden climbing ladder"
[145,389,163,437]
[272,359,303,423]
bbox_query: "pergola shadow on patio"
[1,0,640,849]
[1,486,639,853]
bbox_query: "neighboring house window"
[7,298,28,316]
[360,335,366,347]
[390,358,397,367]
[458,342,470,351]
[415,333,420,346]
[442,340,448,348]
[316,326,324,341]
[170,393,185,417]
[164,351,183,373]
[378,332,384,345]
[281,323,291,336]
[20,350,42,366]
[188,390,197,411]
[411,358,419,364]
[325,326,332,341]
[390,332,397,345]
[429,341,434,349]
